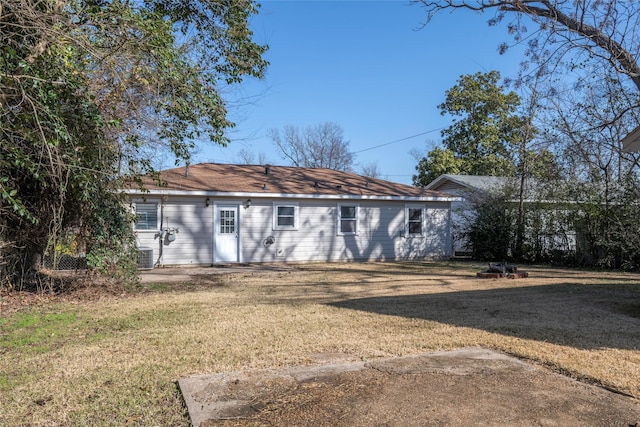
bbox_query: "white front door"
[215,205,239,263]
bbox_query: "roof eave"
[122,188,460,202]
[425,174,487,192]
[423,176,445,191]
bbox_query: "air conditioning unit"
[138,247,154,270]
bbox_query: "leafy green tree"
[414,71,525,186]
[0,0,268,290]
[412,147,463,186]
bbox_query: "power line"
[353,127,443,154]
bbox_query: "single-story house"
[124,163,458,267]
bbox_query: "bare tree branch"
[268,122,354,171]
[414,1,640,91]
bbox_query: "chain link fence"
[43,253,88,271]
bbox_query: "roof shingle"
[132,163,451,199]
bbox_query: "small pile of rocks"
[477,263,529,279]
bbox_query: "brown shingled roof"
[131,163,451,199]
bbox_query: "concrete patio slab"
[178,348,640,426]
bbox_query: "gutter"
[122,189,462,203]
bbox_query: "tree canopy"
[413,71,525,186]
[1,0,268,289]
[412,2,640,269]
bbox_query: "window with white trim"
[273,203,298,230]
[338,204,358,235]
[219,209,236,234]
[406,206,423,236]
[134,202,159,231]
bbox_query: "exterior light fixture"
[244,198,252,209]
[205,197,210,207]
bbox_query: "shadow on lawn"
[329,283,640,351]
[293,261,640,284]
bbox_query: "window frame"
[337,203,359,235]
[405,205,425,237]
[133,201,160,231]
[273,202,299,230]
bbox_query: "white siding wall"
[134,196,452,265]
[450,199,475,254]
[431,183,474,254]
[134,197,214,266]
[240,199,451,263]
[397,202,452,259]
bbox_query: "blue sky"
[195,1,527,185]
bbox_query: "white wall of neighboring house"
[427,183,476,255]
[450,199,476,254]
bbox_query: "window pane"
[278,206,295,216]
[340,219,356,233]
[135,203,157,230]
[339,205,357,234]
[275,205,296,228]
[278,216,295,226]
[340,206,356,219]
[219,210,235,234]
[408,221,422,234]
[408,208,422,235]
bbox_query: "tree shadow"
[329,283,640,351]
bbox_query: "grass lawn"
[1,261,639,426]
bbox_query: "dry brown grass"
[1,261,639,426]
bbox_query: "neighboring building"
[425,174,575,256]
[425,174,509,254]
[425,174,509,197]
[124,163,458,267]
[621,124,640,152]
